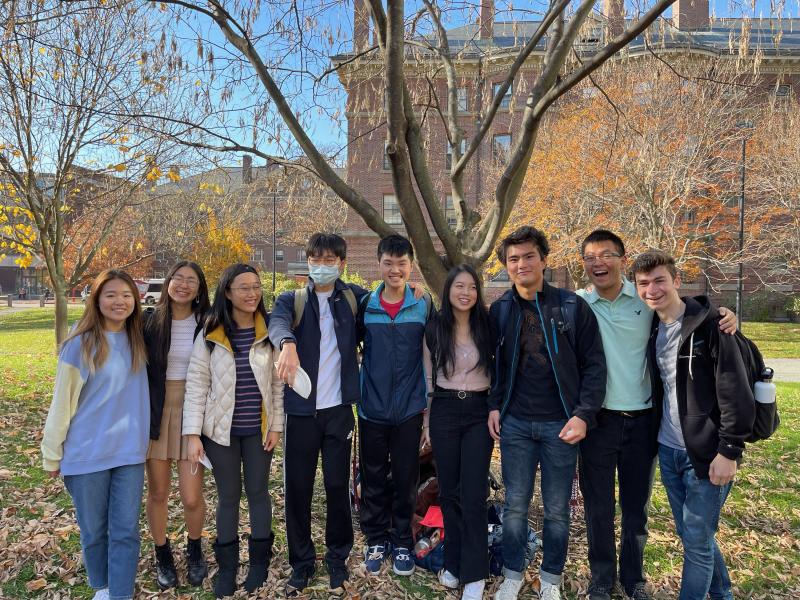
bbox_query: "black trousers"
[284,404,355,571]
[203,434,273,544]
[358,413,423,548]
[579,408,657,593]
[429,392,493,584]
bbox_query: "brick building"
[332,0,800,311]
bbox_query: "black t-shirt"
[507,298,566,422]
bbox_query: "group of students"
[40,225,756,600]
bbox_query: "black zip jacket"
[647,296,755,479]
[268,279,368,416]
[488,282,607,429]
[143,309,203,440]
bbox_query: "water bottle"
[754,368,776,404]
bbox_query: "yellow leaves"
[166,168,180,182]
[198,182,224,195]
[38,48,47,56]
[118,145,130,153]
[135,241,143,251]
[12,150,21,158]
[113,163,127,172]
[145,166,163,182]
[195,80,202,87]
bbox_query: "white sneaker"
[92,590,109,600]
[438,569,459,589]
[540,580,561,600]
[494,577,523,600]
[462,579,486,599]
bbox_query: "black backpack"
[727,330,780,443]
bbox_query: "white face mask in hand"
[190,454,213,475]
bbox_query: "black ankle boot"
[242,533,274,593]
[154,540,178,589]
[186,536,208,587]
[213,538,239,598]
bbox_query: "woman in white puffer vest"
[183,263,283,599]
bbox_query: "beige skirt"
[147,380,190,461]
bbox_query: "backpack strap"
[342,287,357,317]
[558,288,578,350]
[292,287,308,330]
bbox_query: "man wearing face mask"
[269,233,367,596]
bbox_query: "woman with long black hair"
[423,263,495,600]
[183,263,284,598]
[142,261,211,589]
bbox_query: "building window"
[383,194,402,225]
[444,195,457,227]
[297,249,306,261]
[275,249,285,262]
[492,133,512,164]
[383,141,391,170]
[775,84,791,97]
[493,82,512,108]
[682,208,697,224]
[457,87,468,112]
[251,247,264,264]
[445,138,468,171]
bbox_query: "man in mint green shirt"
[577,230,736,600]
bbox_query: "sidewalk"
[767,358,800,383]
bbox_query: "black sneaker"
[154,540,178,590]
[285,565,315,597]
[625,583,652,600]
[586,584,612,600]
[328,565,348,593]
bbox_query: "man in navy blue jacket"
[357,235,431,578]
[269,233,367,596]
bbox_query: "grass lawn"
[0,308,798,599]
[742,322,800,358]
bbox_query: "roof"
[332,15,800,61]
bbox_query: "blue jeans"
[500,415,577,584]
[64,463,145,600]
[658,445,733,600]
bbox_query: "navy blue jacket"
[357,284,431,426]
[268,279,368,416]
[488,282,607,429]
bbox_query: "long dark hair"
[427,263,492,378]
[145,260,210,368]
[205,263,268,351]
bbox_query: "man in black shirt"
[488,227,606,600]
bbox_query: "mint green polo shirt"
[577,279,653,411]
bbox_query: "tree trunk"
[54,284,70,349]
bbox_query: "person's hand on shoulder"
[718,306,738,335]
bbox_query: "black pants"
[359,413,423,548]
[579,408,657,593]
[284,404,355,571]
[203,433,273,544]
[429,392,493,584]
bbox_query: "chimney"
[242,154,253,184]
[479,0,494,40]
[353,0,370,52]
[602,0,625,38]
[673,0,709,30]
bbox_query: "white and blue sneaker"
[392,546,415,576]
[364,542,388,574]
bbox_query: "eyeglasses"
[308,256,340,267]
[582,252,622,264]
[171,275,199,287]
[230,285,263,294]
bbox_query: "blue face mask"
[309,264,340,285]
